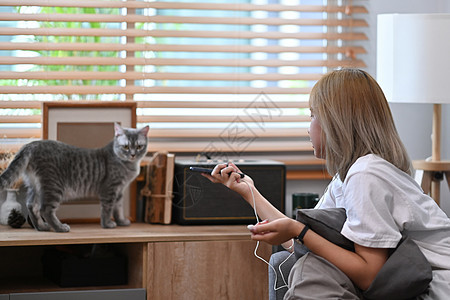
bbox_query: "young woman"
[203,68,450,299]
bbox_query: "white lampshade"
[377,14,450,206]
[377,13,450,104]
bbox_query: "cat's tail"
[0,144,30,190]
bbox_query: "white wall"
[286,0,450,216]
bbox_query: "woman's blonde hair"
[309,68,412,180]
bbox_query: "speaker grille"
[172,160,285,225]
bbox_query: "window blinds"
[0,0,368,161]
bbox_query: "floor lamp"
[377,13,450,206]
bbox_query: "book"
[143,152,174,224]
[163,153,175,224]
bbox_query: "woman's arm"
[201,162,289,245]
[202,162,285,220]
[203,162,389,290]
[251,218,389,291]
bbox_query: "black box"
[172,160,285,225]
[42,245,128,287]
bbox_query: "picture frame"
[42,102,138,223]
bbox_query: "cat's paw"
[36,223,51,231]
[54,223,71,233]
[102,220,117,229]
[116,218,131,226]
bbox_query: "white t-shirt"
[317,154,450,270]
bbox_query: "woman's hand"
[249,217,304,246]
[201,162,255,201]
[201,162,289,235]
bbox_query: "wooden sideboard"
[0,223,271,300]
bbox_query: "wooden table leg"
[431,179,440,206]
[420,171,440,206]
[420,171,432,194]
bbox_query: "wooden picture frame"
[42,102,137,223]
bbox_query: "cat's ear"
[114,122,125,137]
[139,125,150,136]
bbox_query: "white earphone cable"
[243,179,295,291]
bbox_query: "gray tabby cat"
[0,123,149,232]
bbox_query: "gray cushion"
[296,208,354,251]
[296,207,432,299]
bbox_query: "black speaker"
[172,160,285,225]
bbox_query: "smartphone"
[189,167,214,174]
[189,166,245,178]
